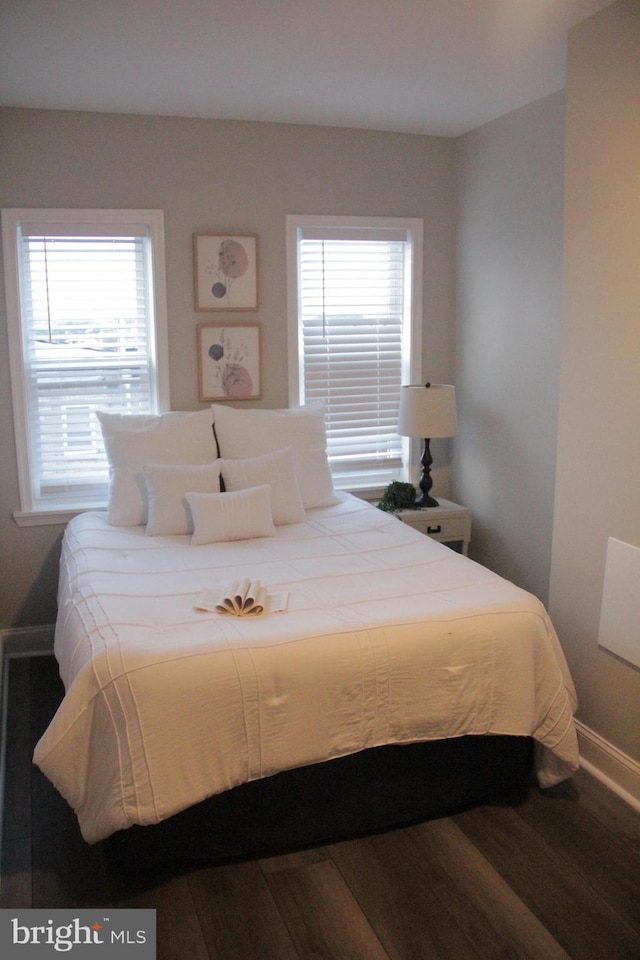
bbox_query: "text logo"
[1,909,156,957]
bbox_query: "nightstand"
[397,499,471,555]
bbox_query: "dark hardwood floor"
[2,654,639,960]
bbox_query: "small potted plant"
[377,481,416,513]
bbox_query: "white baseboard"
[0,624,56,749]
[0,624,56,887]
[0,625,56,788]
[576,719,640,813]
[0,624,55,659]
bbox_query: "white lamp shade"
[397,384,457,439]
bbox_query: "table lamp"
[397,383,457,507]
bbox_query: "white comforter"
[34,494,579,843]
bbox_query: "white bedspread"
[34,494,579,843]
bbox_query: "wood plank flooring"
[2,654,639,960]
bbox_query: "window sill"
[13,506,106,527]
[340,485,387,503]
[14,485,387,528]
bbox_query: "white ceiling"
[0,0,615,137]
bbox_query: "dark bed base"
[104,735,534,870]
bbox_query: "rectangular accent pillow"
[186,485,276,545]
[211,403,339,510]
[143,461,222,536]
[220,447,306,525]
[97,409,216,526]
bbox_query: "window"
[286,215,422,490]
[2,209,169,524]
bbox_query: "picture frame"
[193,234,258,310]
[197,324,261,401]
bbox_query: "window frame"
[2,208,170,526]
[286,214,423,492]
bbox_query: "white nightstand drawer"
[406,515,469,539]
[397,499,471,554]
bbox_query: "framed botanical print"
[193,234,258,310]
[197,324,261,401]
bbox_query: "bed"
[33,403,579,865]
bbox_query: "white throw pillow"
[98,409,216,526]
[186,485,277,545]
[143,461,222,536]
[221,447,306,526]
[211,403,339,509]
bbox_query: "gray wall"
[455,0,640,775]
[0,109,455,626]
[549,0,640,763]
[454,91,565,605]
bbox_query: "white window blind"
[288,217,422,489]
[2,209,169,520]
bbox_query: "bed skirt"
[104,734,534,869]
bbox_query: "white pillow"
[143,461,222,536]
[186,485,276,545]
[98,409,216,526]
[211,403,339,509]
[220,447,306,526]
